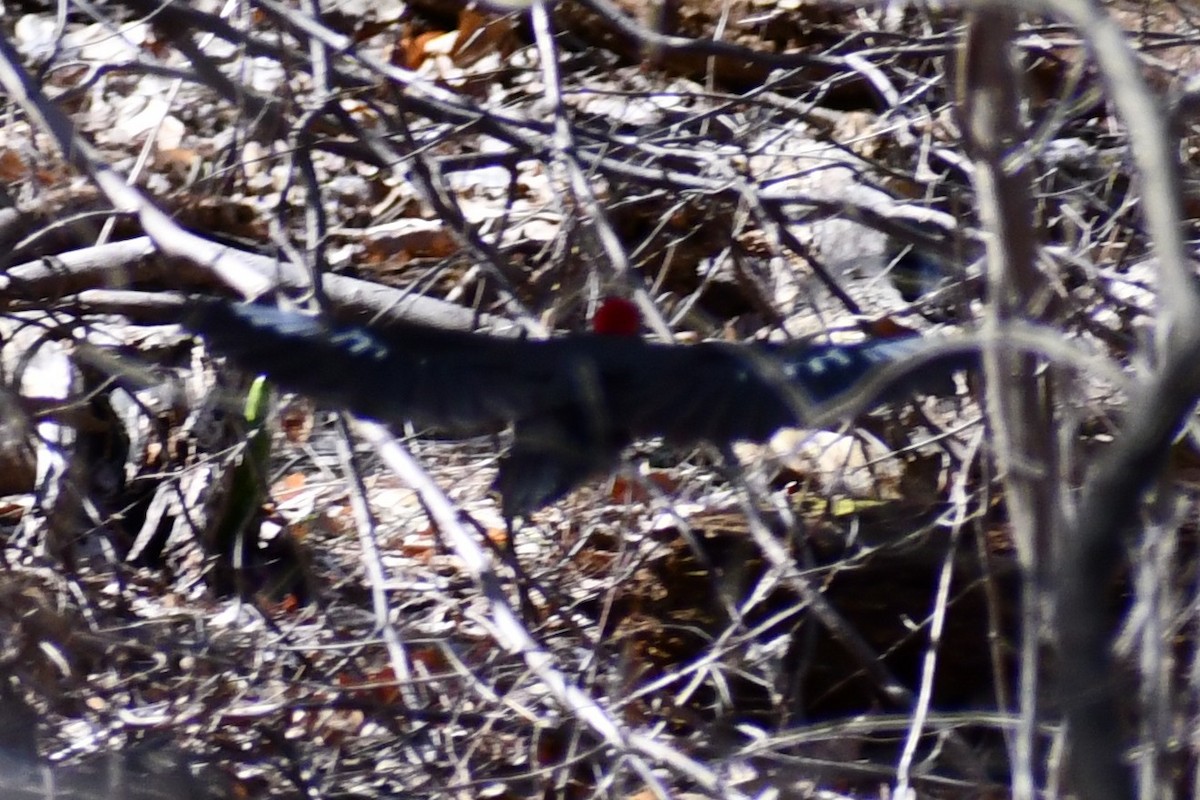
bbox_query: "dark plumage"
[183,299,973,517]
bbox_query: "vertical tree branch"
[957,9,1060,800]
[966,2,1200,799]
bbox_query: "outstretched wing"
[183,299,597,435]
[608,335,970,445]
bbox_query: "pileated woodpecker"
[184,299,973,517]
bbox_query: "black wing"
[183,298,630,435]
[608,335,971,445]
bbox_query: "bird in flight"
[183,299,972,518]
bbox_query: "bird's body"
[184,300,971,516]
